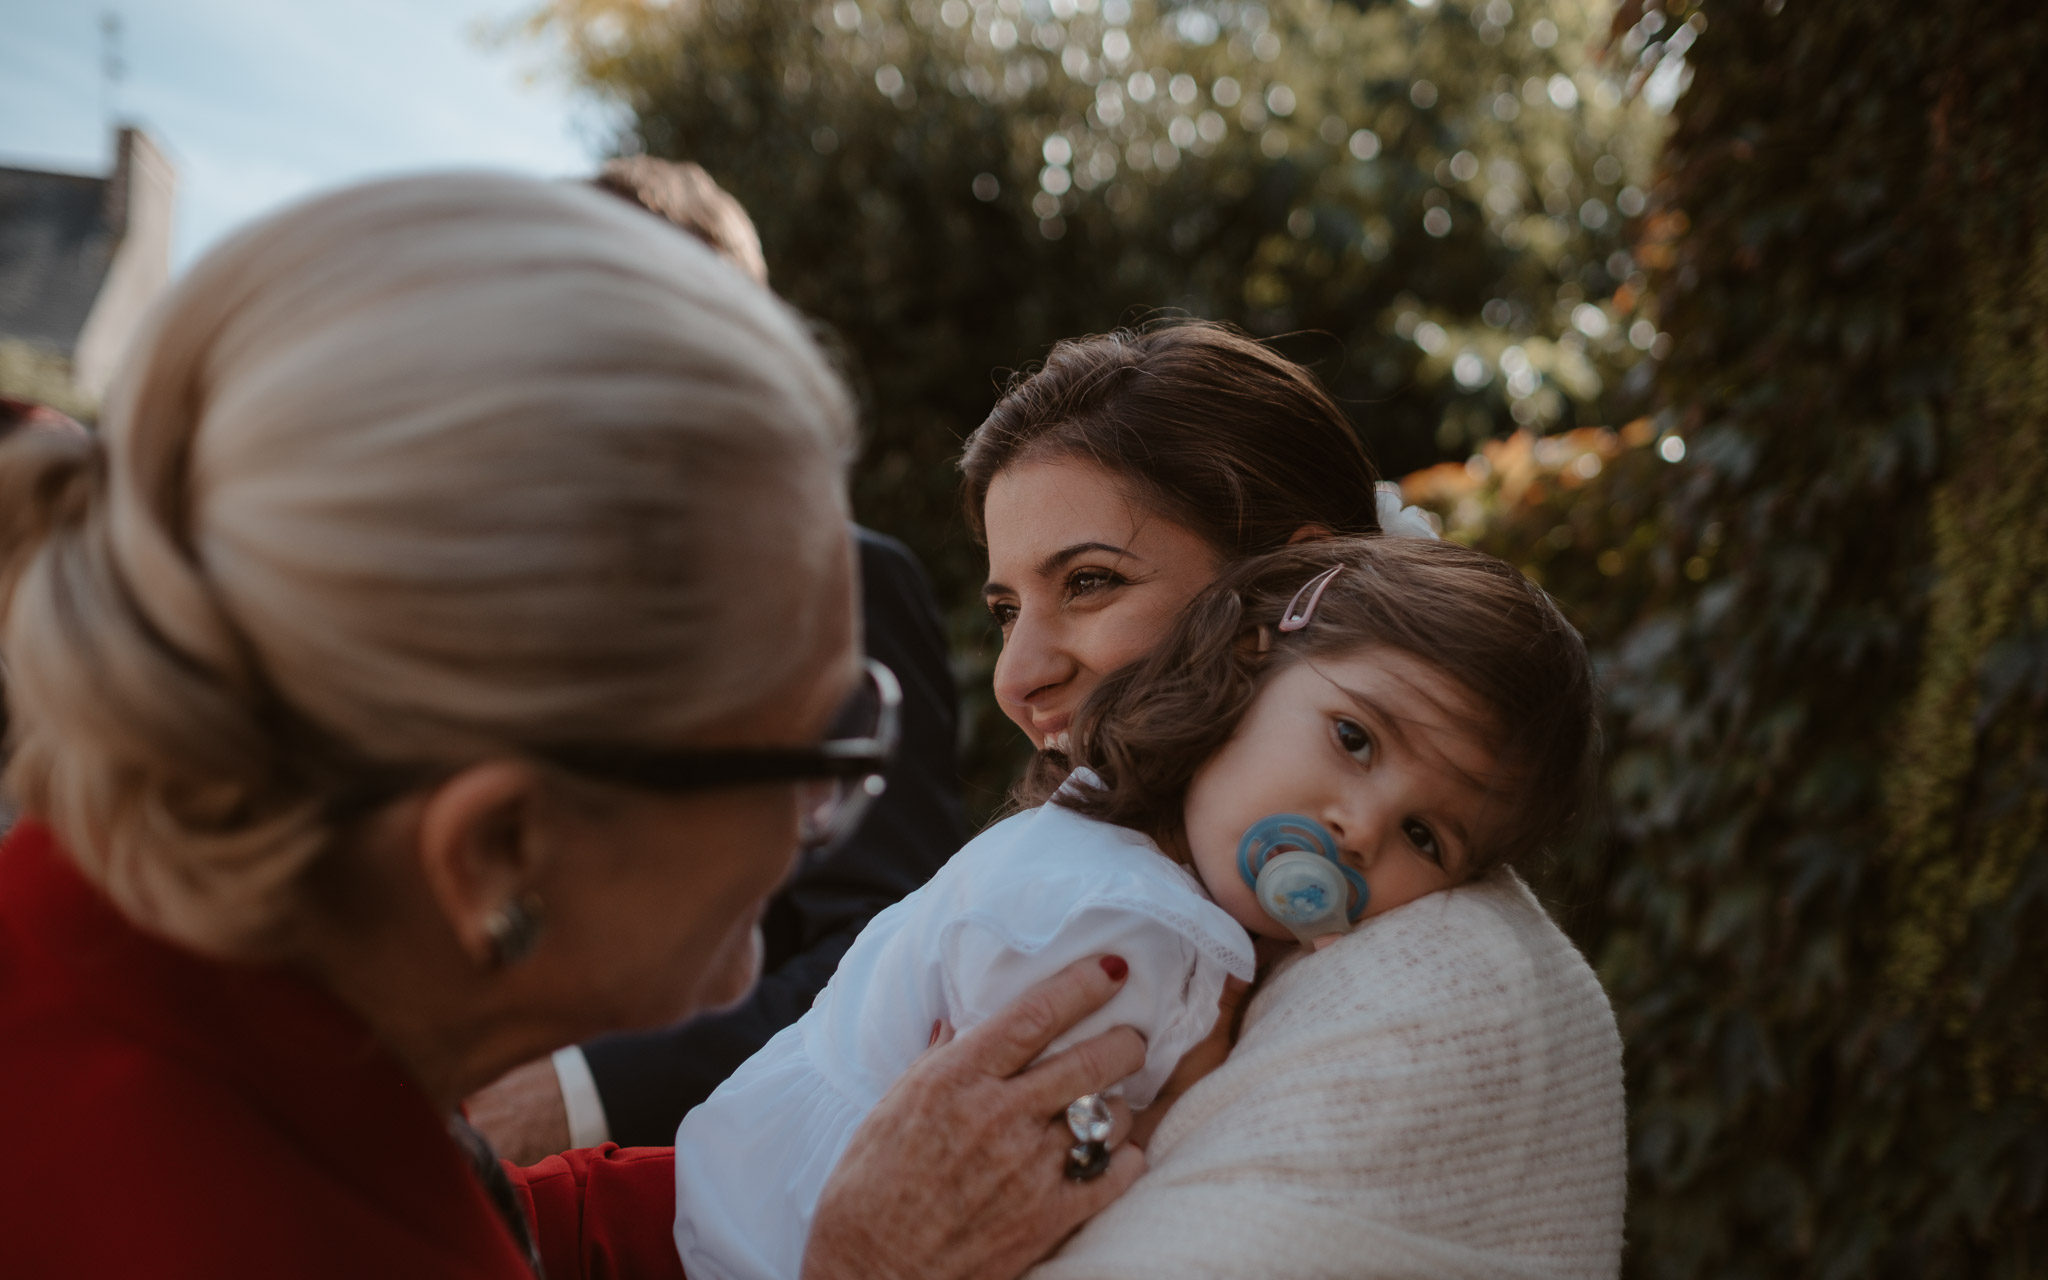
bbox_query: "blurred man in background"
[590,157,771,288]
[467,160,969,1159]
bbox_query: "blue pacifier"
[1235,814,1369,946]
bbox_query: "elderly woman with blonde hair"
[0,174,1147,1279]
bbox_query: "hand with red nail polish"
[683,768,1251,1280]
[804,955,1146,1280]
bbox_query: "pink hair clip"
[1277,565,1344,633]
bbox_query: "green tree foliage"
[1409,0,2048,1272]
[535,0,2047,1269]
[528,0,1665,809]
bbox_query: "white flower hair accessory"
[1375,482,1440,540]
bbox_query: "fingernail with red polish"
[1100,955,1128,981]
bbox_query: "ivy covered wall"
[1411,0,2047,1273]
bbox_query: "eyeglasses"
[534,658,901,864]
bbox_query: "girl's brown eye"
[986,601,1018,628]
[1403,819,1443,865]
[1334,718,1373,763]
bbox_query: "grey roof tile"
[0,165,118,354]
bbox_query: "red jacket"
[0,819,682,1279]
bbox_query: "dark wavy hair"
[1033,536,1601,880]
[962,319,1386,801]
[960,319,1382,556]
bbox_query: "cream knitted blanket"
[1030,872,1625,1280]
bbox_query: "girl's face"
[1182,646,1506,941]
[983,457,1223,752]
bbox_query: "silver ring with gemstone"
[1064,1093,1113,1182]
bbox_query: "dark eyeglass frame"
[533,658,901,861]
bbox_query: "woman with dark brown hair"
[950,321,1625,1278]
[964,321,1435,802]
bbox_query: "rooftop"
[0,160,121,354]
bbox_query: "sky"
[0,0,607,272]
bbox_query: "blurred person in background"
[0,173,1148,1280]
[469,156,970,1160]
[589,156,771,288]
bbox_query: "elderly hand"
[802,955,1148,1280]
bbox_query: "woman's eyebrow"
[984,541,1141,596]
[1035,540,1137,577]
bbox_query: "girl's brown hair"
[960,320,1382,556]
[1039,536,1600,880]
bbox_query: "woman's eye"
[1334,718,1373,763]
[986,600,1018,630]
[1066,568,1122,599]
[1403,819,1443,865]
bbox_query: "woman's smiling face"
[982,457,1223,752]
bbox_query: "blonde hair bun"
[0,173,854,957]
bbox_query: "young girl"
[673,535,1598,1280]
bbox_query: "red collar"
[0,819,532,1274]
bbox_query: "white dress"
[673,770,1257,1280]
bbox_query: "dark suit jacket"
[581,527,967,1146]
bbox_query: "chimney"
[73,127,176,401]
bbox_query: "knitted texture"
[1031,872,1625,1280]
